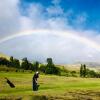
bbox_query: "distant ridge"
[75,61,100,68]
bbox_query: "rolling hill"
[62,63,100,72]
[0,52,10,59]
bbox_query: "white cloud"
[19,2,70,30]
[20,16,33,30]
[0,0,21,37]
[47,5,63,16]
[52,0,61,5]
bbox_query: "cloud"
[0,0,100,63]
[1,32,100,64]
[20,2,70,30]
[0,0,21,38]
[20,16,33,30]
[0,0,78,36]
[52,0,61,5]
[47,6,63,16]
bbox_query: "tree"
[21,58,30,70]
[80,64,87,77]
[88,70,96,78]
[29,63,34,70]
[34,61,39,71]
[47,58,52,65]
[80,64,83,77]
[0,57,10,67]
[45,58,60,75]
[45,58,54,74]
[86,69,97,78]
[10,56,13,62]
[83,64,87,77]
[10,56,14,67]
[13,58,20,68]
[9,56,20,68]
[39,64,46,73]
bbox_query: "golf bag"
[5,77,15,88]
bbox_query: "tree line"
[0,56,100,77]
[0,57,60,75]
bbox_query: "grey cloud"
[0,0,21,38]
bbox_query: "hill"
[63,63,100,72]
[0,52,10,59]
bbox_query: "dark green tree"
[33,61,39,71]
[10,56,20,68]
[10,56,13,62]
[45,58,60,75]
[83,64,87,77]
[13,58,20,68]
[21,58,30,70]
[10,56,14,67]
[45,58,54,74]
[39,64,46,73]
[86,69,97,78]
[0,57,10,67]
[80,64,83,77]
[29,63,34,70]
[47,58,52,65]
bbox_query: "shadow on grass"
[0,95,48,100]
[30,95,48,100]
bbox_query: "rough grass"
[0,72,100,100]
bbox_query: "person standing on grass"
[32,71,39,91]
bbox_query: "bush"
[87,70,97,78]
[70,71,77,77]
[0,57,10,67]
[39,64,46,73]
[0,65,16,72]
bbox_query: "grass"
[0,72,100,100]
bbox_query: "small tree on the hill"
[45,58,54,74]
[86,69,97,78]
[33,61,39,71]
[0,57,10,67]
[13,58,20,68]
[10,56,14,67]
[10,56,20,68]
[39,64,46,73]
[29,62,34,71]
[21,58,30,70]
[83,64,87,77]
[45,58,60,75]
[80,64,87,77]
[80,64,83,77]
[10,56,13,62]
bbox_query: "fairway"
[0,72,100,100]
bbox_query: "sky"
[0,0,100,64]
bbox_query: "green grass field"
[0,72,100,100]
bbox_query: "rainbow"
[0,29,100,52]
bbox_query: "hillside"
[63,64,100,72]
[0,52,10,60]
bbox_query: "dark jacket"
[33,73,39,84]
